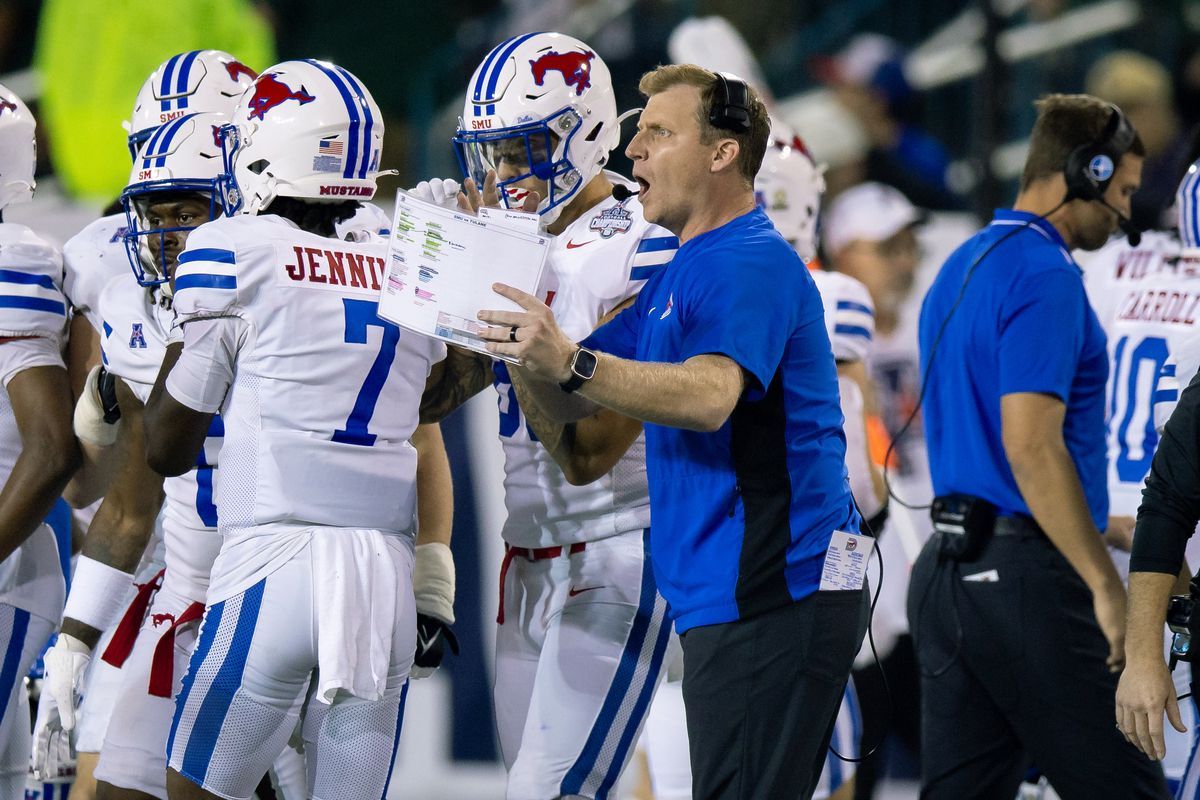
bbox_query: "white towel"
[311,529,410,704]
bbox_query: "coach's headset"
[886,101,1142,514]
[612,72,752,204]
[1064,103,1141,245]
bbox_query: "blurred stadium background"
[5,0,1198,797]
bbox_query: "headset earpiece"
[1063,105,1135,202]
[709,72,751,134]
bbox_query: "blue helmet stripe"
[159,53,183,111]
[333,65,374,178]
[483,32,542,115]
[473,38,514,107]
[140,117,173,168]
[153,114,192,168]
[302,60,361,180]
[175,50,201,110]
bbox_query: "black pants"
[907,533,1170,799]
[679,588,869,800]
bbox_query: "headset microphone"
[1100,198,1142,246]
[611,184,638,202]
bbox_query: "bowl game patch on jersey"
[588,204,633,238]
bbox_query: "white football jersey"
[0,223,70,621]
[97,275,223,601]
[1080,229,1200,516]
[62,213,134,332]
[172,214,444,600]
[496,185,677,547]
[810,269,875,364]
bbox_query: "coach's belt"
[496,542,587,625]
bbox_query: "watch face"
[575,348,598,379]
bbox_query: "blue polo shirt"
[584,208,860,633]
[919,209,1109,528]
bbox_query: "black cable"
[828,500,891,763]
[881,201,1068,512]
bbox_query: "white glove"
[408,178,462,210]
[43,633,90,731]
[30,678,75,783]
[73,365,120,447]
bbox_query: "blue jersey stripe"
[182,580,266,781]
[1164,363,1178,377]
[178,247,235,265]
[835,323,872,340]
[630,265,665,281]
[0,269,54,289]
[635,236,678,254]
[175,50,200,109]
[836,300,873,316]
[208,414,225,438]
[303,60,361,180]
[175,273,237,291]
[0,296,65,315]
[334,65,374,179]
[159,53,182,111]
[0,609,29,731]
[102,321,113,338]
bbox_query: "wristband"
[413,542,456,624]
[62,556,134,633]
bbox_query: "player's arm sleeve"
[1131,366,1200,575]
[624,232,678,291]
[164,316,247,413]
[673,247,798,399]
[997,267,1086,400]
[166,225,248,413]
[0,256,69,340]
[830,277,875,363]
[171,225,244,324]
[0,337,66,385]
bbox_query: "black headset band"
[709,72,751,134]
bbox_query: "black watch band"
[560,347,598,394]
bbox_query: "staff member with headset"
[475,64,870,800]
[911,93,1168,797]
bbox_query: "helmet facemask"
[454,107,594,224]
[121,185,221,295]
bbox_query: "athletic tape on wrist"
[413,542,456,624]
[62,556,135,633]
[73,366,120,447]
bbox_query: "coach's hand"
[1116,655,1186,760]
[478,284,576,382]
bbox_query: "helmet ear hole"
[247,159,269,175]
[584,123,602,142]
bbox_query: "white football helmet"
[217,59,384,217]
[0,84,36,210]
[122,111,228,288]
[453,32,619,224]
[755,132,826,260]
[126,50,258,158]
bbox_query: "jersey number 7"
[333,297,400,447]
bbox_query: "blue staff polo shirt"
[919,209,1109,528]
[583,207,860,633]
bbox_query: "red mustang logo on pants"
[247,74,316,121]
[0,100,17,117]
[529,50,596,96]
[151,612,175,628]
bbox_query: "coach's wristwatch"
[560,347,598,394]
